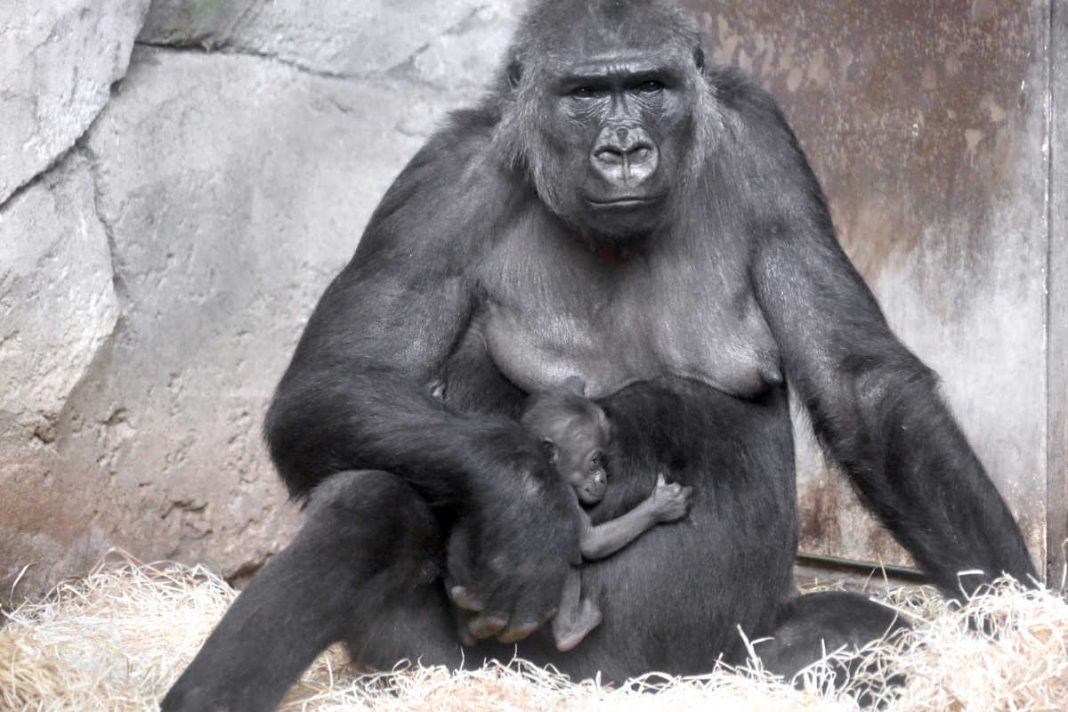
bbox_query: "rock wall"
[0,0,524,605]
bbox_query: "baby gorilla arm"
[580,474,692,559]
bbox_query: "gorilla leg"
[757,591,908,698]
[162,470,460,712]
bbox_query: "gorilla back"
[164,1,1035,709]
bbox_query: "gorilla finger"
[499,583,558,642]
[468,614,508,639]
[496,621,540,644]
[477,577,535,641]
[460,563,506,617]
[453,609,478,646]
[450,585,484,612]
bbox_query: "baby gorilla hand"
[650,473,693,523]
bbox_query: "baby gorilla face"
[559,441,608,505]
[521,382,612,506]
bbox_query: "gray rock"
[0,153,119,601]
[140,0,524,89]
[0,153,118,444]
[0,0,150,204]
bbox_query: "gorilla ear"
[540,438,559,464]
[507,58,523,90]
[562,376,587,396]
[693,47,706,71]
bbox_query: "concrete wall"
[679,0,1063,579]
[1,0,1063,604]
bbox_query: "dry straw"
[1,551,1065,711]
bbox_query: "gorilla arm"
[579,475,693,560]
[264,118,578,639]
[754,229,1035,593]
[733,83,1036,594]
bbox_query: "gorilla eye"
[570,86,598,99]
[638,80,665,94]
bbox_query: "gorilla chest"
[477,238,781,399]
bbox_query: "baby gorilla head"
[521,379,610,505]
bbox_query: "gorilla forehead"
[515,0,701,62]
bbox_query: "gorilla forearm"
[808,356,1036,592]
[265,362,540,503]
[753,220,1034,592]
[579,503,658,560]
[732,74,1034,591]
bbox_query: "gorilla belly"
[499,380,799,679]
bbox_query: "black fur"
[164,1,1035,709]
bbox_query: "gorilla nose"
[586,475,607,499]
[591,125,659,188]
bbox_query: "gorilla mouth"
[585,196,662,209]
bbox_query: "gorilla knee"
[307,469,416,515]
[306,470,435,532]
[298,470,442,578]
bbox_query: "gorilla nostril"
[616,127,628,142]
[631,146,654,163]
[594,146,625,165]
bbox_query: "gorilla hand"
[447,455,578,644]
[649,473,694,523]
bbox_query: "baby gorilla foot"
[553,597,603,652]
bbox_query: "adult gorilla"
[165,1,1035,709]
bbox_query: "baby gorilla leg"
[551,568,603,652]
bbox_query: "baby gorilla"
[451,378,694,651]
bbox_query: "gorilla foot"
[756,591,909,707]
[553,597,603,652]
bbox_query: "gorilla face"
[542,50,699,240]
[494,3,710,246]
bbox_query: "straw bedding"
[1,552,1065,711]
